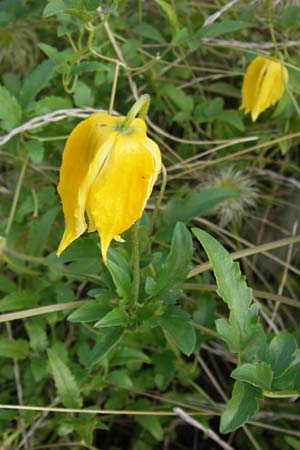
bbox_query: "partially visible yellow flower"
[56,111,161,263]
[241,56,288,122]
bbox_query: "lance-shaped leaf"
[192,228,265,354]
[146,222,193,296]
[48,349,82,408]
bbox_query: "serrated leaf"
[193,228,264,354]
[0,339,29,359]
[231,362,273,390]
[89,327,124,365]
[0,289,39,312]
[146,222,193,296]
[220,381,261,433]
[0,85,22,131]
[48,348,82,408]
[94,306,129,329]
[159,307,196,356]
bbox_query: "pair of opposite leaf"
[57,56,288,262]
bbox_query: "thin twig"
[174,407,236,450]
[203,0,240,26]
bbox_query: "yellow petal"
[241,56,268,113]
[86,118,162,263]
[57,112,124,255]
[251,61,288,122]
[241,56,288,122]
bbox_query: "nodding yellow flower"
[241,56,288,122]
[56,107,162,263]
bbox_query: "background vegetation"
[0,0,300,449]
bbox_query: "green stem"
[149,164,167,242]
[109,62,120,114]
[121,94,150,132]
[130,223,140,308]
[5,154,29,236]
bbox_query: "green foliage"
[193,228,300,433]
[0,85,22,130]
[0,0,299,448]
[47,348,83,408]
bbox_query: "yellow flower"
[56,111,161,263]
[241,56,288,122]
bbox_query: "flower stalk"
[120,94,150,132]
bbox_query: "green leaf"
[284,436,300,450]
[94,306,129,329]
[73,80,94,107]
[133,399,164,441]
[0,339,29,359]
[38,43,66,64]
[48,348,83,408]
[194,98,224,122]
[159,307,196,356]
[160,83,194,113]
[72,61,110,75]
[153,350,176,390]
[27,321,48,353]
[110,346,151,366]
[146,222,193,296]
[269,332,298,377]
[43,0,65,17]
[220,381,261,433]
[0,85,22,131]
[231,362,273,390]
[25,140,45,165]
[153,0,179,35]
[108,369,133,389]
[89,327,124,365]
[197,20,249,39]
[0,275,17,294]
[280,6,300,26]
[164,188,239,226]
[219,110,245,132]
[0,289,39,313]
[31,96,72,115]
[107,249,132,300]
[26,207,59,256]
[192,228,264,354]
[134,24,165,43]
[68,301,110,322]
[21,60,55,104]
